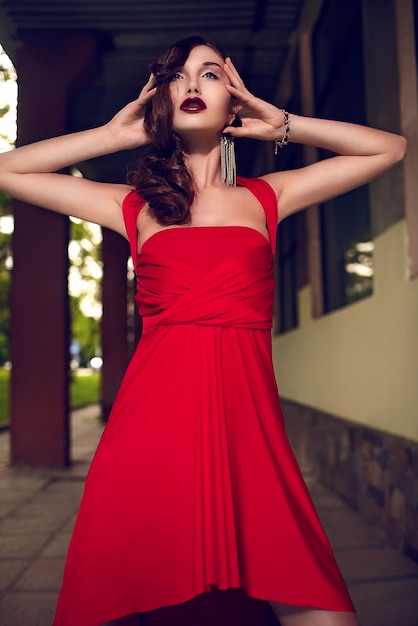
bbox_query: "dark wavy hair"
[127,36,226,225]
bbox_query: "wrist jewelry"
[274,110,290,154]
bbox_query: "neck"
[184,140,224,189]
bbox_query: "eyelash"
[203,71,219,80]
[170,71,219,81]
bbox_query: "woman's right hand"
[0,73,157,180]
[105,74,157,151]
[0,75,157,233]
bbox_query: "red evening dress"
[53,177,355,625]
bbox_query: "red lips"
[180,97,207,112]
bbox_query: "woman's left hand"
[223,57,287,141]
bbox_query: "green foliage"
[0,52,15,363]
[70,371,100,408]
[0,51,101,367]
[0,369,101,425]
[0,190,12,214]
[0,55,16,148]
[0,192,12,366]
[0,64,14,83]
[0,273,10,365]
[0,201,102,367]
[0,104,10,117]
[0,368,10,424]
[70,294,100,366]
[69,218,102,366]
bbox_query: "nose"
[187,86,200,94]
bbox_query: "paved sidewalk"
[0,406,418,626]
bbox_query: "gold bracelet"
[274,110,290,154]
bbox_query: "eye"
[203,71,219,80]
[170,72,183,82]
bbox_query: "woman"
[0,36,406,626]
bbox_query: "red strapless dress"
[53,177,354,625]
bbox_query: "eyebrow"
[177,61,224,72]
[202,61,224,71]
[175,61,225,75]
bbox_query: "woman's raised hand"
[0,73,158,231]
[223,58,287,141]
[0,74,157,182]
[105,74,157,150]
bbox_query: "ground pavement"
[0,405,417,626]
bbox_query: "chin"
[173,121,225,137]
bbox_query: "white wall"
[273,220,418,442]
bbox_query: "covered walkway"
[0,406,417,626]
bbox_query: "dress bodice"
[122,177,279,332]
[136,226,275,331]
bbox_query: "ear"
[226,113,235,126]
[226,99,241,127]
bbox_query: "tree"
[0,49,103,368]
[68,216,102,366]
[0,49,16,365]
[0,50,17,149]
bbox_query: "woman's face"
[169,45,235,139]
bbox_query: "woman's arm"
[0,75,156,234]
[223,59,407,222]
[262,115,406,221]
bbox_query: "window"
[313,0,373,312]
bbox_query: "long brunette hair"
[127,36,226,225]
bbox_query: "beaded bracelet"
[274,110,290,154]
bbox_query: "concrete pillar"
[298,0,325,318]
[361,0,406,237]
[394,0,418,279]
[11,32,100,467]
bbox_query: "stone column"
[11,32,100,467]
[361,0,408,236]
[298,0,325,317]
[394,0,418,278]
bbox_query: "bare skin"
[270,602,360,626]
[0,46,406,243]
[104,606,360,626]
[0,44,405,625]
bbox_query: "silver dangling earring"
[220,115,241,187]
[220,134,236,187]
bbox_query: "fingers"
[137,74,157,102]
[222,57,289,141]
[224,57,246,91]
[223,58,258,111]
[225,83,254,106]
[145,72,157,91]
